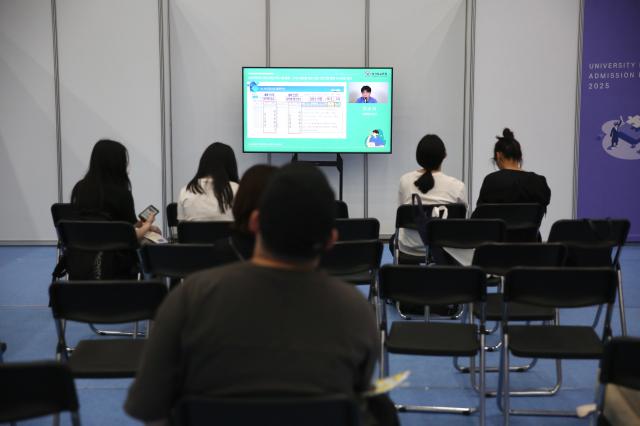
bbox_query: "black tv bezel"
[241,66,394,155]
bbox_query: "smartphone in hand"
[138,205,159,222]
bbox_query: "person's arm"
[135,213,156,239]
[124,285,187,422]
[476,176,491,205]
[355,306,380,393]
[457,183,469,207]
[537,175,552,207]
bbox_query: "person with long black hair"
[178,142,239,221]
[212,164,277,263]
[477,128,551,208]
[71,139,157,240]
[397,134,466,257]
[70,139,157,279]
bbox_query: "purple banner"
[578,0,640,241]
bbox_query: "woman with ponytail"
[397,134,467,258]
[178,142,239,221]
[477,128,550,208]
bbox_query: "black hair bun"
[502,128,514,139]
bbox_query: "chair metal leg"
[479,333,486,426]
[502,334,510,425]
[89,323,145,337]
[617,269,627,336]
[71,411,81,426]
[395,404,475,415]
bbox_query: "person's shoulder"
[321,274,372,308]
[230,181,240,193]
[437,172,465,187]
[400,169,421,183]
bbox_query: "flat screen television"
[243,67,393,153]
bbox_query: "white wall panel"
[473,0,580,238]
[169,0,266,197]
[269,0,367,215]
[0,0,58,241]
[369,0,467,233]
[57,0,163,226]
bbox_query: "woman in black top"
[477,128,551,209]
[71,139,158,237]
[69,139,158,278]
[213,164,277,263]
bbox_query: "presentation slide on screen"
[243,68,392,153]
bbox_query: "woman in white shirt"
[397,134,467,258]
[178,142,239,221]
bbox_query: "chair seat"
[386,322,479,356]
[329,270,373,285]
[508,325,604,359]
[473,293,555,321]
[68,338,146,378]
[397,251,424,265]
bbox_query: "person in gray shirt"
[125,163,392,425]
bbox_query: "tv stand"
[291,153,343,200]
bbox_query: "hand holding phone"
[139,205,159,222]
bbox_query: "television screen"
[243,67,393,153]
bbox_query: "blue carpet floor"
[1,245,638,425]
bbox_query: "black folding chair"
[425,218,507,263]
[595,337,640,426]
[378,265,487,424]
[498,267,617,420]
[548,219,630,335]
[459,243,566,396]
[335,200,349,219]
[166,202,178,242]
[320,239,383,319]
[173,395,360,426]
[472,203,545,242]
[57,220,142,336]
[50,280,167,379]
[178,221,233,244]
[140,244,221,284]
[335,218,380,241]
[320,240,383,286]
[392,203,467,264]
[57,220,140,280]
[0,361,80,425]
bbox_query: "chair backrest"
[58,220,138,251]
[335,200,349,219]
[320,240,383,277]
[178,221,233,243]
[173,395,360,426]
[0,361,80,424]
[51,203,77,227]
[548,219,630,266]
[472,242,566,275]
[599,337,640,391]
[379,264,486,306]
[335,218,380,241]
[471,203,544,242]
[49,280,167,324]
[425,218,506,249]
[504,267,617,309]
[166,202,179,228]
[140,244,220,279]
[395,203,467,230]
